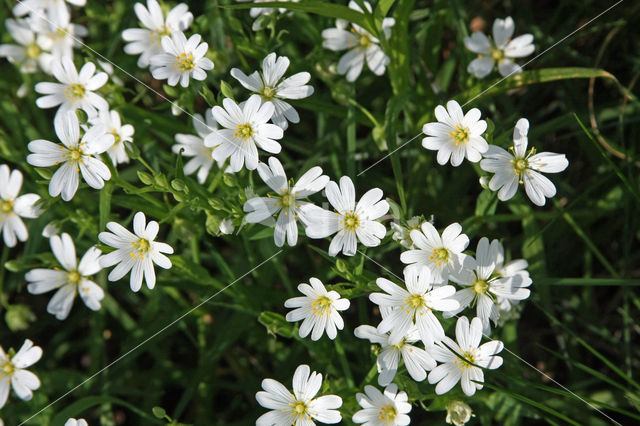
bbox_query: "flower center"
[490,47,505,62]
[289,399,310,418]
[68,147,83,162]
[26,42,42,59]
[234,123,254,141]
[55,27,68,39]
[379,404,397,422]
[280,191,295,208]
[311,295,333,316]
[151,25,171,46]
[455,350,477,370]
[65,83,85,101]
[430,248,450,267]
[449,125,470,145]
[131,238,151,260]
[67,270,82,285]
[342,211,360,231]
[0,199,14,214]
[472,279,489,295]
[261,86,276,100]
[358,33,372,49]
[513,158,528,175]
[175,52,195,72]
[111,130,121,145]
[0,360,15,378]
[406,293,426,310]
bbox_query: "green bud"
[137,171,153,185]
[5,304,36,332]
[154,174,169,188]
[152,406,167,419]
[171,179,186,192]
[336,259,348,273]
[208,198,224,210]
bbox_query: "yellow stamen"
[234,123,254,141]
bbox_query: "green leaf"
[223,1,374,33]
[99,181,112,231]
[456,68,620,104]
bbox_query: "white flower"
[354,323,435,386]
[0,19,54,74]
[205,95,283,172]
[464,16,534,78]
[236,0,298,31]
[400,222,476,285]
[244,157,329,247]
[444,238,531,333]
[390,216,423,249]
[27,111,113,201]
[428,316,503,396]
[0,339,42,409]
[34,57,108,117]
[88,109,135,166]
[13,0,86,23]
[173,109,226,184]
[122,0,193,68]
[256,364,342,425]
[31,11,88,61]
[231,52,314,130]
[99,212,174,292]
[446,400,474,426]
[219,219,234,235]
[0,165,42,247]
[285,277,350,341]
[322,1,394,81]
[305,176,389,256]
[26,233,104,320]
[150,32,213,87]
[480,118,569,206]
[370,269,459,345]
[422,100,488,166]
[352,383,411,426]
[64,419,88,426]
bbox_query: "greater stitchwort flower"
[390,216,423,249]
[27,111,113,201]
[400,222,476,285]
[34,57,108,117]
[428,316,503,396]
[480,118,569,206]
[306,176,389,256]
[206,95,283,172]
[173,109,224,184]
[0,18,54,74]
[446,400,474,426]
[122,0,193,68]
[256,364,342,425]
[352,383,412,426]
[231,52,314,130]
[464,16,534,78]
[64,419,88,426]
[422,100,488,166]
[285,277,350,341]
[354,322,436,386]
[0,339,42,409]
[88,109,135,166]
[0,165,42,247]
[322,1,394,82]
[99,212,174,292]
[443,238,531,333]
[26,233,104,320]
[244,156,329,247]
[370,269,459,345]
[150,31,213,87]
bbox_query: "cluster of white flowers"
[0,1,568,424]
[422,100,569,206]
[122,0,212,87]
